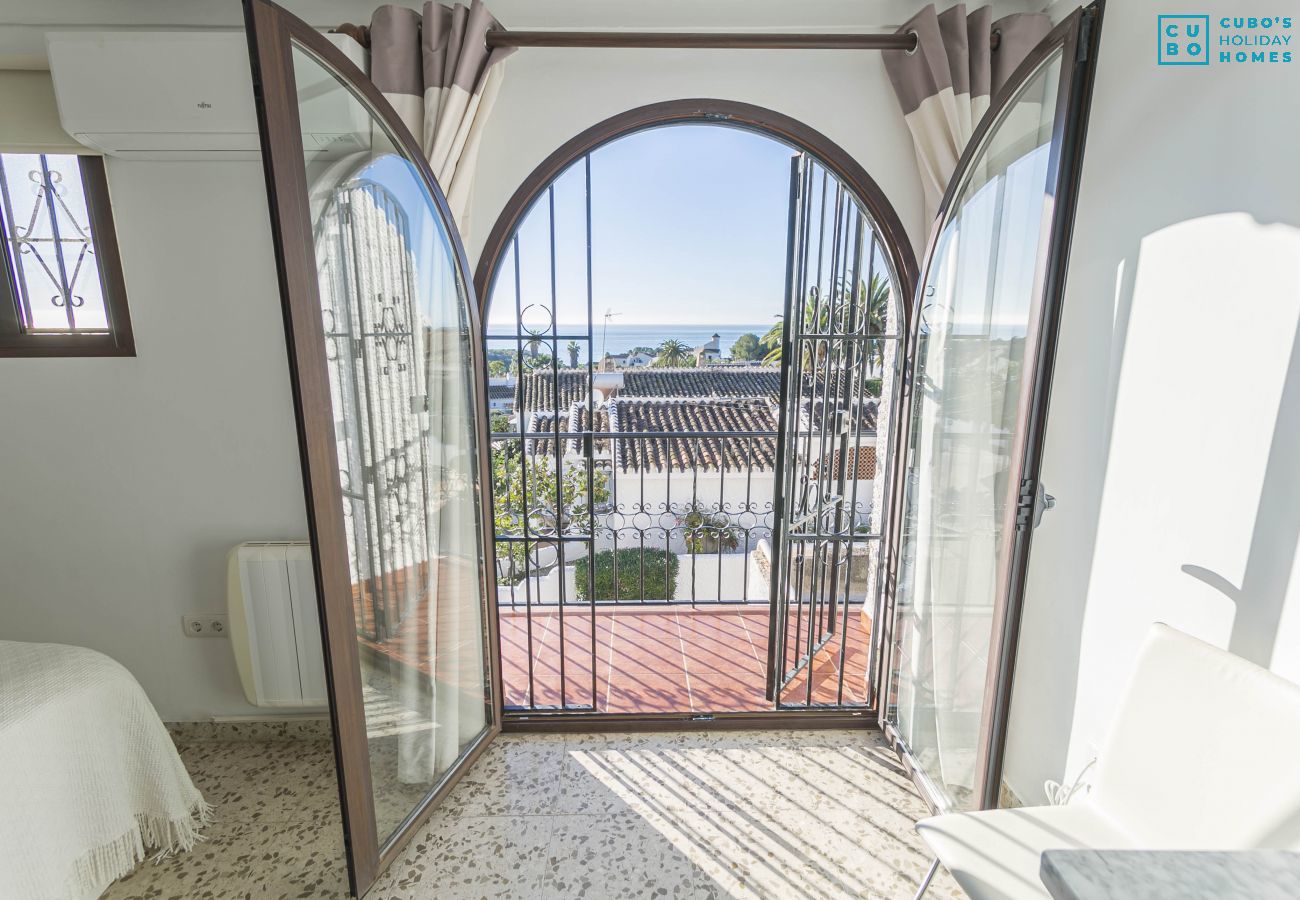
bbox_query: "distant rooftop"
[609,398,777,473]
[517,366,781,414]
[623,367,780,401]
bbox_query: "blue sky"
[490,124,796,329]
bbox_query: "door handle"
[1033,482,1056,529]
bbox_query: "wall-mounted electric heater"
[226,541,328,709]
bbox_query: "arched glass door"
[472,110,916,719]
[883,4,1102,813]
[244,1,500,893]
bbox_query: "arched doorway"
[475,99,917,720]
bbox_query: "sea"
[564,323,776,358]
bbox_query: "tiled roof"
[518,371,589,414]
[526,404,609,458]
[799,397,878,434]
[488,383,515,399]
[608,398,777,472]
[623,367,780,401]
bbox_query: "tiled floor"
[104,729,959,900]
[499,605,873,712]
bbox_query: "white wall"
[466,1,1046,264]
[1004,0,1300,802]
[0,0,1049,722]
[466,44,928,264]
[0,160,309,721]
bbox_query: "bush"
[575,548,679,602]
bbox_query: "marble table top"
[1040,850,1300,900]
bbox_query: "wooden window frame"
[0,155,135,358]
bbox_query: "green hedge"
[575,548,679,602]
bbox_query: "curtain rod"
[483,30,920,51]
[333,25,924,52]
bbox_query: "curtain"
[309,148,488,789]
[883,4,1050,225]
[397,279,485,782]
[368,1,512,237]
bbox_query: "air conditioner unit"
[45,31,369,160]
[226,541,328,709]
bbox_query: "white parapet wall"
[497,549,770,606]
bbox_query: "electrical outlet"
[183,614,229,638]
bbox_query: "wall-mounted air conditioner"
[226,541,327,709]
[45,31,368,160]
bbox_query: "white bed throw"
[0,641,210,899]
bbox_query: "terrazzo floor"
[104,729,961,900]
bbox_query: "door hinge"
[1077,8,1096,64]
[1016,478,1056,530]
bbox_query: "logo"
[1158,15,1294,65]
[1158,15,1210,64]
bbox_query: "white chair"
[914,623,1300,899]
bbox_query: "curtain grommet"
[905,29,920,55]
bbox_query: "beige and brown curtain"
[884,4,1050,225]
[367,1,511,235]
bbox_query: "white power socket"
[183,614,229,638]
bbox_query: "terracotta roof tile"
[623,367,780,401]
[527,404,609,458]
[518,371,588,414]
[609,398,777,472]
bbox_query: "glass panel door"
[244,1,500,893]
[885,6,1100,812]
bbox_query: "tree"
[760,318,784,365]
[522,353,554,373]
[566,340,581,368]
[488,359,510,378]
[489,411,512,435]
[654,338,693,367]
[491,449,610,584]
[730,332,761,361]
[860,273,892,375]
[758,274,891,371]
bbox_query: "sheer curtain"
[397,231,485,781]
[307,150,488,794]
[891,52,1062,803]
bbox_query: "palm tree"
[566,340,581,368]
[525,337,542,361]
[860,273,892,375]
[760,317,784,365]
[654,338,693,367]
[761,275,892,371]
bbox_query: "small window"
[0,153,133,356]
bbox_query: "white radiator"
[226,542,328,708]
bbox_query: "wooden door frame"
[473,99,918,729]
[879,0,1105,813]
[242,0,503,893]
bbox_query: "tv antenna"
[601,308,622,360]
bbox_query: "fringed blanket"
[0,641,210,899]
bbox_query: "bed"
[0,641,209,899]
